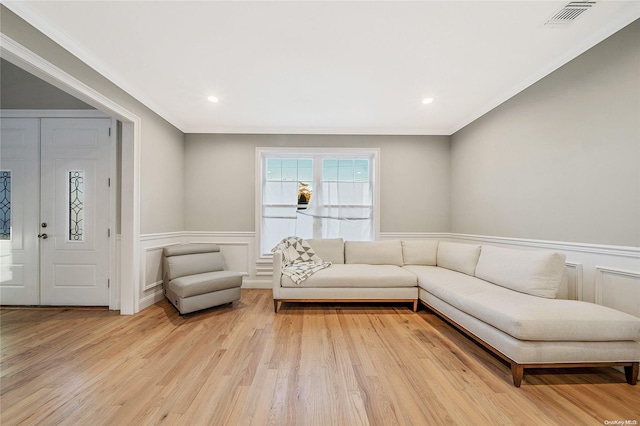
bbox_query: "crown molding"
[184,126,451,136]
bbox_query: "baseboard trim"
[139,288,164,311]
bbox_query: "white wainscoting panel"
[136,231,640,315]
[564,261,583,301]
[144,247,164,292]
[139,232,183,310]
[595,266,640,317]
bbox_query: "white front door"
[0,117,112,306]
[0,118,41,305]
[39,118,112,305]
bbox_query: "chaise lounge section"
[272,238,640,386]
[408,242,640,387]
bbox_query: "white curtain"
[262,180,313,253]
[297,173,373,241]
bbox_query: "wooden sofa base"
[420,300,639,387]
[510,361,638,387]
[274,298,418,313]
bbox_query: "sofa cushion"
[436,242,481,276]
[307,238,344,264]
[402,240,438,266]
[281,264,417,288]
[406,265,640,342]
[169,270,243,298]
[475,245,565,298]
[344,240,403,266]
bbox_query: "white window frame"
[255,147,380,259]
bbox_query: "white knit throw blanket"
[271,236,331,284]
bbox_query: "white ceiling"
[4,1,640,135]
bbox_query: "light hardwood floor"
[1,289,638,425]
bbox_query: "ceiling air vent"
[545,1,596,25]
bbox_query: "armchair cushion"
[163,244,225,280]
[169,271,243,298]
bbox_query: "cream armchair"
[163,244,243,314]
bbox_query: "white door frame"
[1,34,141,314]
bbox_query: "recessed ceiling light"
[422,97,434,105]
[207,96,219,103]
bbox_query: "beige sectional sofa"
[272,238,640,387]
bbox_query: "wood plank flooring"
[1,289,638,425]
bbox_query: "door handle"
[38,233,48,240]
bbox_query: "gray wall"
[450,20,640,247]
[184,134,450,233]
[1,6,185,234]
[1,58,94,109]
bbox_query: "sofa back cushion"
[345,240,403,266]
[437,242,481,276]
[307,238,345,264]
[402,240,438,266]
[474,245,566,298]
[163,244,225,281]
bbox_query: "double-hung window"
[258,148,378,256]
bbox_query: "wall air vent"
[545,1,596,26]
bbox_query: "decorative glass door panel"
[0,171,12,240]
[68,170,84,241]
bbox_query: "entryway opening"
[0,39,141,314]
